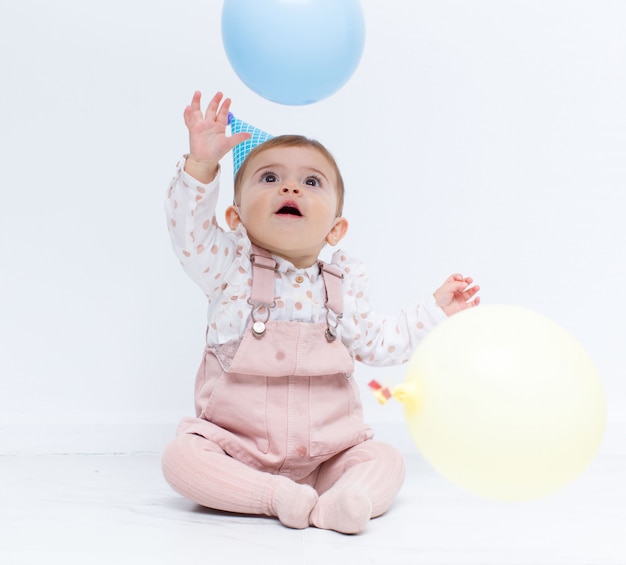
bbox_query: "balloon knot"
[391,383,419,411]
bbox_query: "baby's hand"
[183,91,251,183]
[433,274,480,316]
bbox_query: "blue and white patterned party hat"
[228,113,274,176]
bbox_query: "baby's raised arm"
[183,91,251,184]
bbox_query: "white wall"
[1,0,624,454]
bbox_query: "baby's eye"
[304,175,321,187]
[261,172,278,183]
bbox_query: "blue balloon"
[222,0,365,105]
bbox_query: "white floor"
[2,424,625,565]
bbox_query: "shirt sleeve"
[333,250,447,367]
[164,156,239,297]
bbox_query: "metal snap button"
[252,321,266,337]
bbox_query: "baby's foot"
[310,488,372,534]
[271,477,319,529]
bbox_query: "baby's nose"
[281,183,300,194]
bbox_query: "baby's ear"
[326,217,349,246]
[225,205,242,230]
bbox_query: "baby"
[162,91,480,534]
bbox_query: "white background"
[1,0,624,454]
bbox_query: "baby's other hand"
[434,274,480,317]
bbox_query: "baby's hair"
[234,135,345,216]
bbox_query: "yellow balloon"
[397,304,606,502]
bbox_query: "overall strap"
[318,261,344,342]
[318,261,344,316]
[249,244,277,306]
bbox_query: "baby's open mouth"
[276,205,302,217]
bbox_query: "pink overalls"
[176,245,373,481]
[162,246,406,532]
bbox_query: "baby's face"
[230,145,346,268]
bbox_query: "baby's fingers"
[212,94,234,126]
[461,284,480,306]
[204,91,224,119]
[463,283,480,297]
[184,91,205,127]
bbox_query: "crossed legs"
[162,434,405,534]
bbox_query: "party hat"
[228,113,273,176]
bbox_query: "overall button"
[295,275,304,284]
[252,321,266,337]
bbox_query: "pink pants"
[162,432,405,530]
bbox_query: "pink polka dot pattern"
[165,156,447,364]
